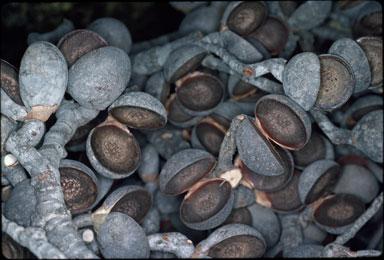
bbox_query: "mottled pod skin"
[213,100,244,123]
[163,44,207,83]
[4,179,37,227]
[144,71,170,105]
[86,17,132,54]
[109,91,167,130]
[178,6,220,36]
[195,223,266,258]
[333,164,379,204]
[284,244,324,258]
[155,189,182,215]
[67,46,131,111]
[329,38,371,93]
[247,203,281,249]
[298,159,340,205]
[287,1,332,31]
[232,184,255,209]
[137,144,159,183]
[282,52,321,111]
[19,41,68,119]
[97,212,150,258]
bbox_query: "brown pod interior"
[207,235,265,258]
[313,194,365,228]
[305,165,340,205]
[59,167,98,213]
[196,118,226,157]
[346,104,383,129]
[353,12,382,38]
[177,74,223,112]
[226,1,267,36]
[265,170,302,212]
[111,190,152,223]
[255,99,307,150]
[164,157,216,195]
[231,80,258,100]
[315,55,355,110]
[1,59,23,106]
[166,94,195,123]
[110,106,166,129]
[91,125,140,174]
[170,53,206,83]
[292,131,326,168]
[223,207,253,226]
[210,113,231,130]
[180,179,231,224]
[67,120,96,147]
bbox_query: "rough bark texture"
[148,232,195,258]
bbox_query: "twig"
[130,31,181,54]
[279,213,303,257]
[147,232,195,258]
[322,243,381,257]
[72,213,93,230]
[1,89,27,121]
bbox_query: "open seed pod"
[86,17,132,54]
[2,233,31,259]
[228,74,266,101]
[328,38,371,93]
[312,193,365,234]
[97,212,150,258]
[212,100,244,127]
[165,93,201,128]
[314,54,355,111]
[19,41,68,121]
[282,52,321,111]
[236,115,286,176]
[194,224,266,258]
[292,130,335,170]
[144,71,171,105]
[59,159,99,214]
[351,1,382,38]
[337,154,383,183]
[66,119,97,152]
[1,59,23,106]
[238,142,294,192]
[175,71,224,117]
[341,94,383,129]
[298,159,340,206]
[86,118,140,179]
[247,16,289,56]
[221,1,267,37]
[163,44,206,83]
[57,29,108,68]
[109,91,167,130]
[178,6,220,36]
[67,46,131,111]
[356,36,383,89]
[255,94,312,150]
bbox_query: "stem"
[1,89,27,121]
[72,213,93,230]
[147,232,195,258]
[130,31,181,54]
[279,213,303,257]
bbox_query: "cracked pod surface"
[67,46,131,111]
[1,59,23,106]
[109,91,167,130]
[221,1,267,37]
[59,159,99,214]
[175,71,224,117]
[314,54,355,111]
[255,94,312,150]
[86,122,140,179]
[312,194,365,235]
[298,159,340,206]
[195,223,266,258]
[57,29,108,68]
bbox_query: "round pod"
[59,159,99,214]
[163,44,206,83]
[292,131,335,170]
[19,41,67,120]
[195,224,266,258]
[159,149,216,196]
[1,59,23,106]
[221,1,267,36]
[255,94,312,150]
[103,185,152,224]
[282,52,321,111]
[178,6,220,36]
[287,1,332,31]
[180,178,234,230]
[57,29,108,68]
[356,36,382,89]
[144,71,170,105]
[97,212,150,258]
[86,17,132,54]
[314,54,355,111]
[236,116,286,176]
[328,38,371,93]
[67,46,131,111]
[109,91,167,130]
[312,194,365,234]
[165,93,201,128]
[175,71,224,117]
[248,16,289,56]
[239,144,294,192]
[352,1,382,38]
[211,100,244,126]
[223,207,253,226]
[298,159,340,206]
[86,122,140,179]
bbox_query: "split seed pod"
[145,71,171,105]
[2,233,30,259]
[351,1,382,38]
[298,159,340,206]
[1,59,23,106]
[254,94,312,150]
[165,93,201,128]
[312,193,365,234]
[109,91,167,130]
[159,149,234,230]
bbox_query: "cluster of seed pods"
[1,1,383,259]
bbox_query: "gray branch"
[322,243,381,257]
[280,213,303,257]
[72,213,93,230]
[147,232,195,258]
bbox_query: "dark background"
[1,2,185,68]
